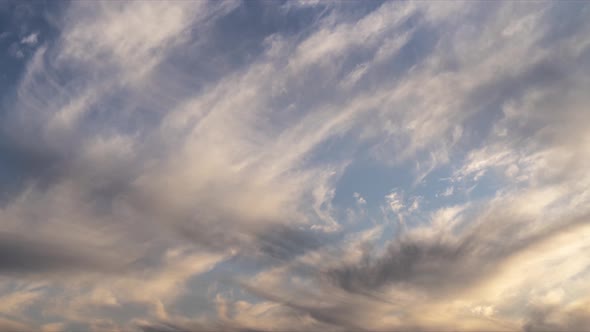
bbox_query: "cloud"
[224,213,590,331]
[0,318,33,332]
[524,301,590,332]
[328,211,590,296]
[255,225,330,262]
[0,1,589,331]
[20,32,38,45]
[0,232,117,275]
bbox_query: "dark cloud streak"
[0,232,115,275]
[328,213,590,295]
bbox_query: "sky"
[0,1,590,331]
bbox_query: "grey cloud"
[524,302,590,332]
[238,281,370,331]
[171,209,334,261]
[462,56,581,147]
[328,213,590,296]
[238,277,453,331]
[0,232,116,275]
[0,131,67,205]
[139,323,187,332]
[241,233,589,332]
[138,320,270,332]
[0,318,33,332]
[255,225,332,261]
[328,237,475,294]
[172,218,248,254]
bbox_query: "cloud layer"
[1,1,590,331]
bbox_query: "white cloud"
[20,32,38,45]
[385,191,404,213]
[353,192,366,205]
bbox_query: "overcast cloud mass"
[1,1,590,331]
